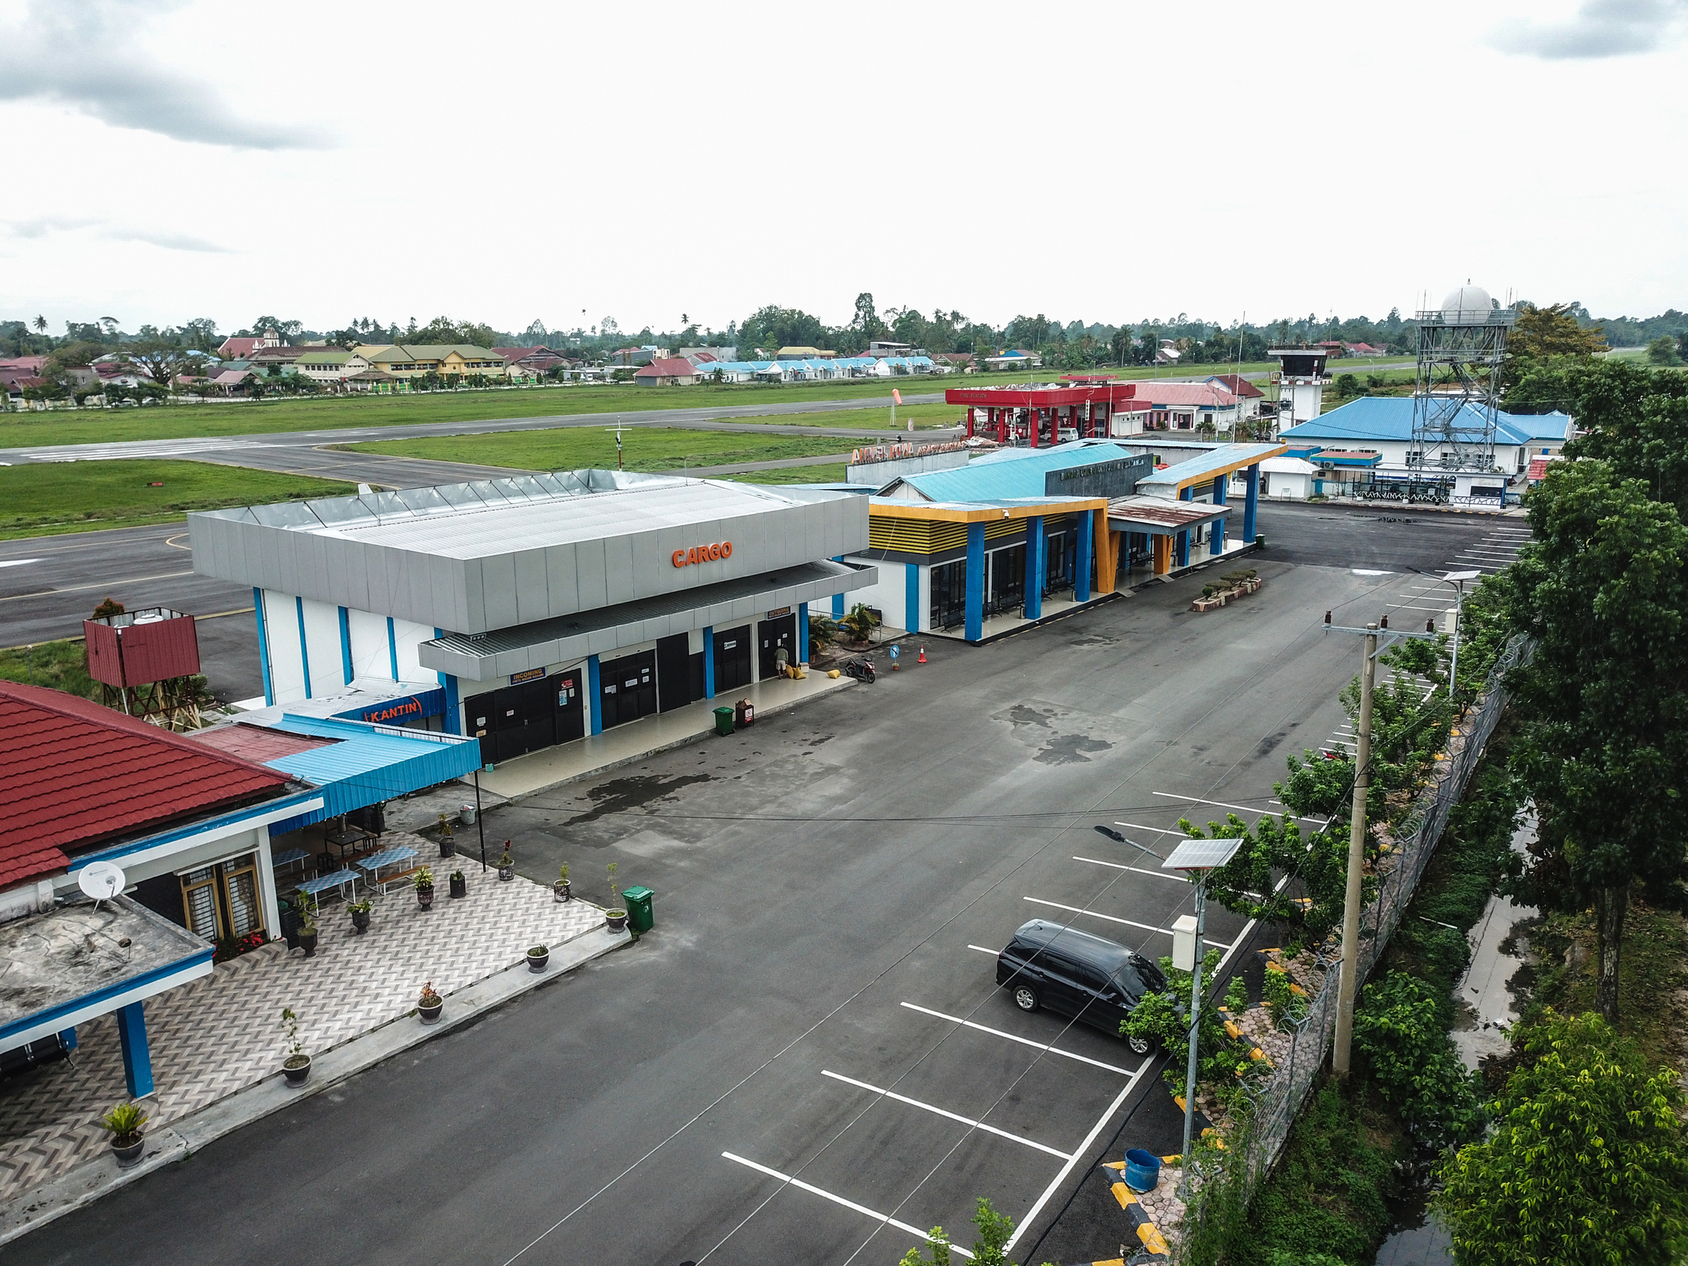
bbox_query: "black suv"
[995,919,1168,1054]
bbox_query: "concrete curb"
[1099,1159,1173,1262]
[0,921,634,1247]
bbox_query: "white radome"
[1441,285,1494,323]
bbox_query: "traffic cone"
[918,646,927,663]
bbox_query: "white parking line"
[1151,790,1324,824]
[1021,897,1239,950]
[1002,1073,1146,1255]
[899,1003,1139,1076]
[1071,855,1187,882]
[1112,820,1182,836]
[967,944,998,956]
[820,1070,1074,1160]
[721,1152,976,1259]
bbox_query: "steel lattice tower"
[1409,285,1516,474]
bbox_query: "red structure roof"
[187,723,336,764]
[1206,373,1264,399]
[0,682,292,888]
[635,357,696,379]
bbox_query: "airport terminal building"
[191,471,875,765]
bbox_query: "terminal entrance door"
[465,676,557,764]
[987,543,1026,616]
[930,560,966,630]
[554,668,585,743]
[714,625,752,692]
[758,613,796,679]
[599,650,657,728]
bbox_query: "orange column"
[1153,535,1172,575]
[1091,509,1117,594]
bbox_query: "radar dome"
[1441,285,1494,323]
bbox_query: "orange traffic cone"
[918,646,927,663]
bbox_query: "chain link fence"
[1234,633,1531,1194]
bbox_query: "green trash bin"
[622,885,655,933]
[713,705,736,737]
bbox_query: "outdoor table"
[324,826,372,864]
[356,844,418,892]
[295,868,360,911]
[271,847,311,880]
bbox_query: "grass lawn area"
[729,401,962,429]
[0,460,356,540]
[729,462,852,485]
[0,635,98,693]
[342,427,854,473]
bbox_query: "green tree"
[1646,335,1681,365]
[899,1198,1017,1266]
[1561,359,1688,512]
[1109,326,1132,365]
[122,337,195,394]
[1505,461,1688,1020]
[1352,972,1483,1148]
[1435,1011,1688,1266]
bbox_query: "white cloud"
[1490,0,1687,57]
[1,216,234,253]
[0,0,313,147]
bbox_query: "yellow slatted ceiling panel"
[984,519,1023,542]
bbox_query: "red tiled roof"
[1125,382,1238,407]
[187,722,336,764]
[1206,373,1264,398]
[0,682,292,888]
[634,358,696,378]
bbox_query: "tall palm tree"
[33,315,47,335]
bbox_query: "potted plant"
[437,812,456,859]
[604,862,628,932]
[415,867,435,911]
[417,980,443,1024]
[296,907,319,957]
[449,869,467,899]
[280,1006,311,1087]
[553,863,571,903]
[527,943,550,972]
[348,898,372,934]
[98,1102,149,1168]
[497,844,515,881]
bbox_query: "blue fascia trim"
[295,596,312,700]
[387,617,399,680]
[587,654,603,734]
[67,791,324,873]
[254,588,274,706]
[702,628,715,700]
[338,606,353,685]
[0,948,213,1047]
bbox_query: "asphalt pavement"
[7,504,1521,1266]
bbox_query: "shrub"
[1353,971,1485,1148]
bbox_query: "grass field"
[730,401,962,429]
[0,460,356,540]
[342,427,854,474]
[0,635,97,691]
[729,462,851,485]
[0,359,1313,450]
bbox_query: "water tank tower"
[1409,284,1516,475]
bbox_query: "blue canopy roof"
[1136,442,1288,494]
[1280,398,1572,447]
[890,442,1142,502]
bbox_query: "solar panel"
[1163,837,1243,871]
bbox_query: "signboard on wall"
[334,686,448,726]
[765,606,792,619]
[511,667,546,685]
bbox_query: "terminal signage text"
[673,540,733,568]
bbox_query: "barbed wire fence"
[1226,632,1531,1197]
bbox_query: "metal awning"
[1106,495,1232,537]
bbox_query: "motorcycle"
[841,657,877,684]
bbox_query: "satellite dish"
[79,861,127,903]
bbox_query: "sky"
[2,0,1686,339]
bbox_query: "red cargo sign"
[672,541,732,568]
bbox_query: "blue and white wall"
[255,589,439,707]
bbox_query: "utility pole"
[1332,621,1376,1076]
[1323,611,1436,1076]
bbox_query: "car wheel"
[1127,1033,1153,1056]
[1013,984,1040,1013]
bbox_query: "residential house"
[493,346,569,380]
[610,347,660,367]
[248,344,307,376]
[982,349,1042,371]
[1204,374,1265,422]
[776,346,836,361]
[294,350,372,387]
[680,346,736,364]
[355,345,507,383]
[1108,382,1241,434]
[1154,340,1182,366]
[216,328,284,360]
[633,357,697,386]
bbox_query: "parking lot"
[9,503,1524,1266]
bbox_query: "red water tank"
[84,607,201,687]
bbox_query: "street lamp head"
[1163,837,1243,873]
[1094,825,1127,843]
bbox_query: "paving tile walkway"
[0,866,603,1206]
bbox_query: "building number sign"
[673,541,732,568]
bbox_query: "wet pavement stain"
[565,773,714,825]
[1035,734,1112,765]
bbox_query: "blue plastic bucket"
[1123,1148,1162,1193]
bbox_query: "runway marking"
[898,1003,1139,1076]
[1151,790,1323,824]
[0,559,41,569]
[820,1070,1073,1160]
[0,569,194,603]
[1071,856,1188,883]
[165,533,192,551]
[721,1153,976,1259]
[1351,568,1392,576]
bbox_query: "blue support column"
[60,1027,77,1051]
[1177,485,1193,568]
[587,654,603,734]
[116,1001,153,1099]
[702,627,715,699]
[295,596,312,699]
[832,557,845,617]
[253,588,274,706]
[1075,515,1093,602]
[905,564,921,633]
[386,616,399,679]
[798,603,810,661]
[1210,475,1228,556]
[338,606,353,684]
[1243,463,1260,543]
[964,522,985,642]
[1023,515,1044,619]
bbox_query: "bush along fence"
[1158,632,1532,1261]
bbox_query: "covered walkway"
[1135,440,1286,565]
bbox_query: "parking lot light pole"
[1439,570,1481,701]
[1163,837,1242,1191]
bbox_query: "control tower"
[1267,345,1333,435]
[1409,284,1516,473]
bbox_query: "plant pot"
[439,837,456,859]
[351,910,370,934]
[449,874,467,899]
[298,930,318,957]
[112,1136,145,1169]
[605,909,628,933]
[553,881,571,903]
[283,1054,312,1087]
[417,886,435,911]
[498,864,515,882]
[418,1000,443,1024]
[527,950,550,972]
